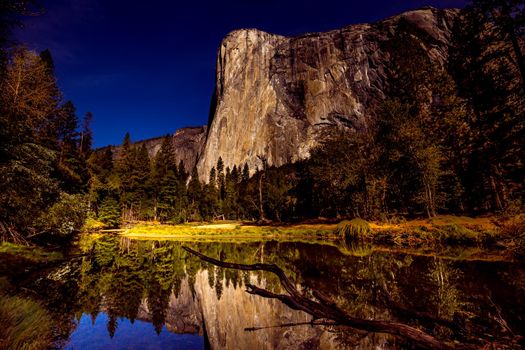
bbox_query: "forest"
[1,0,524,246]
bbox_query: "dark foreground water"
[1,235,524,349]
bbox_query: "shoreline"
[113,214,523,259]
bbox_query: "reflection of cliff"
[194,270,337,350]
[133,270,338,349]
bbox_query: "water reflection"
[1,235,524,349]
[65,313,203,350]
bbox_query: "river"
[1,235,524,349]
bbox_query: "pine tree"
[80,111,93,157]
[39,49,54,73]
[216,157,225,202]
[242,163,250,182]
[98,197,121,228]
[187,168,203,221]
[206,167,219,219]
[239,163,251,218]
[153,136,180,222]
[157,167,178,222]
[118,133,134,217]
[118,135,152,220]
[54,101,89,193]
[134,144,152,219]
[450,3,525,211]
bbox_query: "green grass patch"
[0,293,54,350]
[434,223,480,244]
[0,242,63,263]
[122,221,336,241]
[336,219,372,241]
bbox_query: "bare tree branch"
[182,246,458,350]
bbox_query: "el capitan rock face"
[196,7,458,180]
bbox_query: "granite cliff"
[196,7,459,180]
[103,126,207,174]
[104,7,460,181]
[132,271,343,349]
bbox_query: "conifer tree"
[118,135,152,220]
[206,167,219,219]
[98,196,121,228]
[153,136,180,221]
[54,101,89,193]
[187,168,203,221]
[80,111,93,157]
[216,157,225,202]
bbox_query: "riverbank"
[119,215,524,256]
[121,221,337,241]
[0,242,63,264]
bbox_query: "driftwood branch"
[182,246,456,350]
[245,319,338,331]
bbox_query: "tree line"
[1,2,93,243]
[88,134,255,226]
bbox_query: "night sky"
[15,0,466,147]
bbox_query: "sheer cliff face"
[136,271,338,350]
[196,7,458,180]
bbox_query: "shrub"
[337,218,372,241]
[436,223,479,244]
[34,192,88,239]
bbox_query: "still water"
[1,235,524,349]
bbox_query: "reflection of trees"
[75,237,274,337]
[107,313,117,338]
[65,236,523,347]
[146,278,170,334]
[429,258,463,320]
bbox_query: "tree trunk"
[489,175,503,211]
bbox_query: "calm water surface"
[1,235,524,349]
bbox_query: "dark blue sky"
[16,0,466,147]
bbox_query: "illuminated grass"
[82,217,106,232]
[122,221,337,240]
[0,242,63,263]
[0,293,54,350]
[114,215,519,252]
[336,219,372,241]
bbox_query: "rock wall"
[196,7,458,180]
[194,270,337,350]
[134,270,338,349]
[104,126,207,174]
